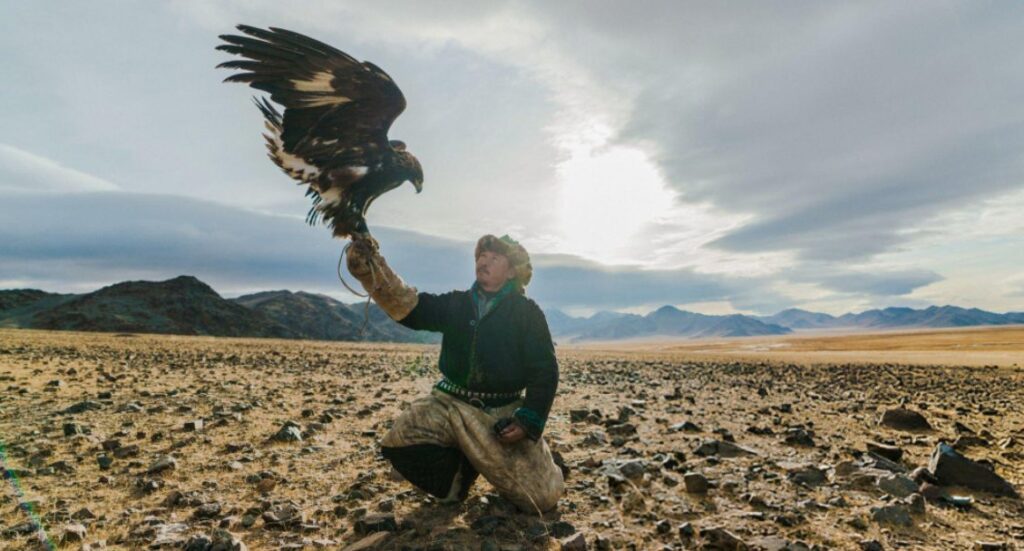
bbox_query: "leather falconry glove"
[345,234,419,321]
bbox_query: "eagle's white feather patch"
[301,96,352,108]
[319,186,343,207]
[349,166,369,178]
[264,125,319,182]
[291,72,334,92]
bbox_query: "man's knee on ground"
[380,444,463,499]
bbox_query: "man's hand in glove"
[342,233,420,321]
[346,234,380,279]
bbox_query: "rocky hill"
[25,276,296,338]
[233,290,438,343]
[0,276,436,343]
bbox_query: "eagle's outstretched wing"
[217,25,423,237]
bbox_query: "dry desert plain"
[1,326,1023,550]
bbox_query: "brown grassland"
[1,326,1023,550]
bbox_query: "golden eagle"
[217,25,423,237]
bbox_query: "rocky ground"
[1,328,1023,550]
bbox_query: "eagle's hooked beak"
[411,178,423,193]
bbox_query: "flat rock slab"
[928,442,1019,498]
[343,532,390,551]
[879,408,932,431]
[694,439,759,458]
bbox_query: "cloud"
[811,269,943,296]
[0,190,772,311]
[0,143,119,192]
[4,3,1024,314]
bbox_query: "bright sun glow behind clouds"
[555,135,677,265]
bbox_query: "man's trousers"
[380,388,564,512]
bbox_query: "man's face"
[476,250,514,292]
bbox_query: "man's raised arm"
[345,235,451,333]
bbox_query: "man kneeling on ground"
[346,233,565,512]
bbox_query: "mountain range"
[1,276,1021,343]
[544,305,1024,342]
[0,276,438,343]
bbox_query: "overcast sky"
[2,1,1022,316]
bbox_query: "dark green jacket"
[397,282,558,440]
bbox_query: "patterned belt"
[434,377,522,408]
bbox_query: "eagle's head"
[393,146,424,193]
[410,156,424,193]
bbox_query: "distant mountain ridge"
[544,304,1024,342]
[0,276,437,343]
[754,306,1024,330]
[545,304,792,341]
[2,276,1021,343]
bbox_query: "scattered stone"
[113,444,140,458]
[683,472,709,494]
[954,434,990,449]
[262,503,303,529]
[783,428,815,447]
[548,520,576,538]
[560,532,587,551]
[185,534,212,551]
[749,535,791,551]
[694,439,758,458]
[62,400,103,414]
[194,502,223,519]
[973,542,1010,551]
[670,420,702,432]
[569,409,589,422]
[71,507,96,521]
[928,442,1019,498]
[62,522,87,543]
[701,526,748,550]
[184,419,204,432]
[871,503,913,526]
[859,541,884,551]
[879,408,932,431]
[354,513,398,535]
[905,492,926,515]
[877,473,918,498]
[343,532,389,551]
[866,441,903,462]
[861,452,907,474]
[786,464,828,487]
[148,455,177,475]
[271,421,303,443]
[63,422,83,437]
[210,529,247,551]
[910,466,937,485]
[149,522,190,547]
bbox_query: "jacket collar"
[470,279,517,316]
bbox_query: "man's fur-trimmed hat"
[475,234,532,289]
